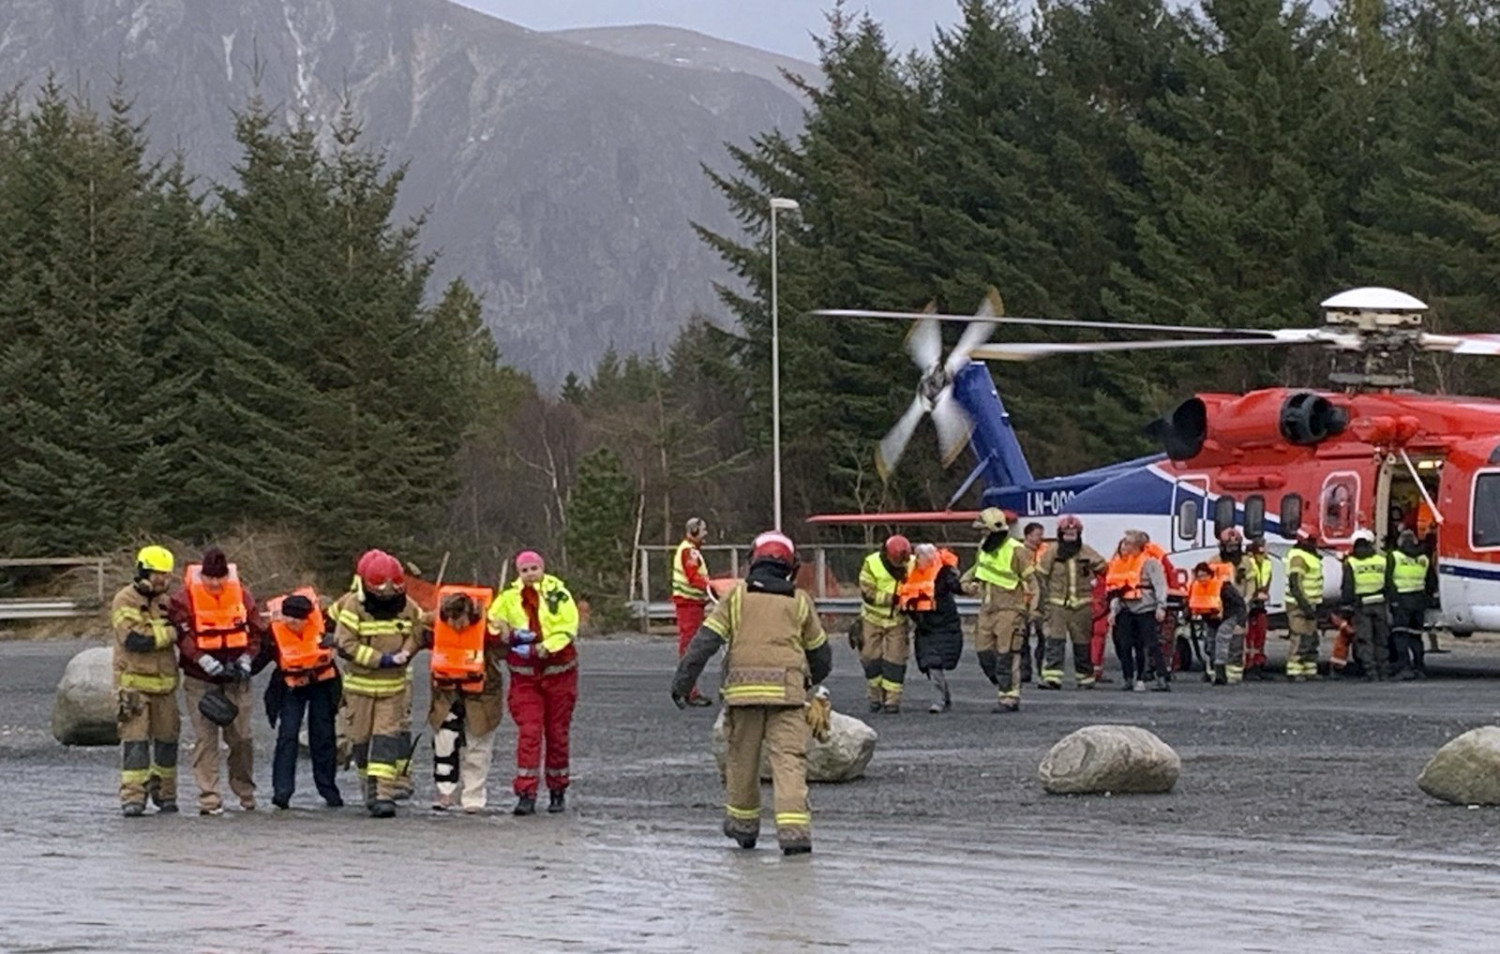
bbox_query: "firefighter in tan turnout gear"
[671,531,833,856]
[111,545,182,817]
[856,535,911,713]
[1034,515,1107,690]
[331,549,429,818]
[961,508,1035,712]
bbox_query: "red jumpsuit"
[507,586,579,798]
[1090,574,1110,677]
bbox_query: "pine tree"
[562,447,638,617]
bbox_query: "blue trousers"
[273,678,341,805]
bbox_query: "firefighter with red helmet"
[856,534,912,713]
[672,531,831,855]
[1034,515,1107,689]
[330,549,429,818]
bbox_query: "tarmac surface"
[5,633,1500,952]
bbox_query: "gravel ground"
[4,634,1500,952]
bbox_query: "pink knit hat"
[515,550,544,571]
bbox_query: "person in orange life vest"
[486,550,580,816]
[427,588,506,813]
[900,544,963,713]
[1142,539,1185,677]
[1187,562,1248,686]
[262,591,342,810]
[169,547,268,815]
[672,517,714,706]
[1106,531,1170,692]
[1021,522,1048,683]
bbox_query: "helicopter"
[812,287,1500,633]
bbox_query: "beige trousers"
[183,677,255,811]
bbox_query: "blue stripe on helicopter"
[1439,563,1500,582]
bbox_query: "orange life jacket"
[268,587,336,688]
[1187,578,1222,617]
[185,563,249,651]
[1106,551,1147,600]
[897,550,959,612]
[431,584,494,692]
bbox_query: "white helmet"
[1352,529,1376,545]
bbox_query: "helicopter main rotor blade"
[1420,333,1500,355]
[876,396,926,480]
[968,337,1308,362]
[815,308,1280,337]
[930,388,973,467]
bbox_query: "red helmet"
[1057,515,1083,533]
[356,549,405,596]
[751,531,795,565]
[883,534,911,564]
[1219,527,1244,545]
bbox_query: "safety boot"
[121,802,146,818]
[781,843,812,857]
[1212,665,1227,686]
[368,799,397,819]
[548,790,566,814]
[156,800,179,814]
[867,700,883,714]
[883,703,900,714]
[1152,674,1172,692]
[513,795,537,816]
[723,818,758,849]
[1037,679,1062,691]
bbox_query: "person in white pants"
[428,594,505,812]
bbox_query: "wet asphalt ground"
[4,634,1500,952]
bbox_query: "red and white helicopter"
[815,287,1500,633]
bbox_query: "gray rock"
[51,647,118,746]
[712,707,877,783]
[1039,724,1180,795]
[1417,726,1500,806]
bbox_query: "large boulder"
[1418,726,1500,806]
[712,707,877,783]
[51,647,119,746]
[1039,724,1180,795]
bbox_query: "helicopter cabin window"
[1279,494,1303,537]
[1320,473,1359,541]
[1244,495,1266,539]
[1176,498,1199,541]
[1213,495,1237,540]
[1473,472,1500,549]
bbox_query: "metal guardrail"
[629,595,983,624]
[0,557,108,621]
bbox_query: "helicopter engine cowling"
[1146,390,1349,462]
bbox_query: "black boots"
[368,800,396,818]
[723,818,757,849]
[513,795,537,816]
[548,790,566,814]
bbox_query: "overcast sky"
[456,1,963,60]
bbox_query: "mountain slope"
[0,0,807,384]
[551,24,817,98]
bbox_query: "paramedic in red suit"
[672,517,714,706]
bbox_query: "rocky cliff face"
[0,0,807,383]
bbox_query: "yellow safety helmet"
[136,545,175,574]
[972,507,1008,532]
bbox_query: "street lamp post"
[769,196,799,533]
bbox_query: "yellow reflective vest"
[1347,553,1387,604]
[859,552,904,626]
[1286,547,1323,605]
[487,574,580,656]
[672,539,708,602]
[1391,551,1429,595]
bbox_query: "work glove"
[123,631,155,653]
[198,654,225,677]
[509,628,537,646]
[236,654,253,677]
[510,643,534,660]
[805,687,832,742]
[378,650,412,669]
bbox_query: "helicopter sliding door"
[1171,476,1210,551]
[1375,453,1443,549]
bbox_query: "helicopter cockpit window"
[1280,494,1303,537]
[1473,473,1500,549]
[1321,474,1358,541]
[1213,495,1237,540]
[1244,495,1266,539]
[1177,499,1199,541]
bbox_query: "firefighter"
[1034,515,1107,690]
[428,587,505,812]
[961,508,1035,712]
[263,590,342,809]
[1187,562,1248,686]
[1340,529,1392,680]
[331,549,427,818]
[857,535,912,713]
[487,550,580,816]
[1021,522,1048,683]
[170,547,267,815]
[899,543,963,713]
[1243,537,1276,680]
[1285,525,1325,682]
[1388,529,1432,680]
[1209,529,1250,684]
[112,545,181,817]
[1106,530,1170,692]
[672,517,714,706]
[671,530,831,855]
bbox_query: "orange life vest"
[268,587,336,687]
[1106,551,1147,600]
[185,563,249,651]
[897,550,959,612]
[1187,578,1222,617]
[431,584,494,692]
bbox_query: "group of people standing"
[109,544,581,819]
